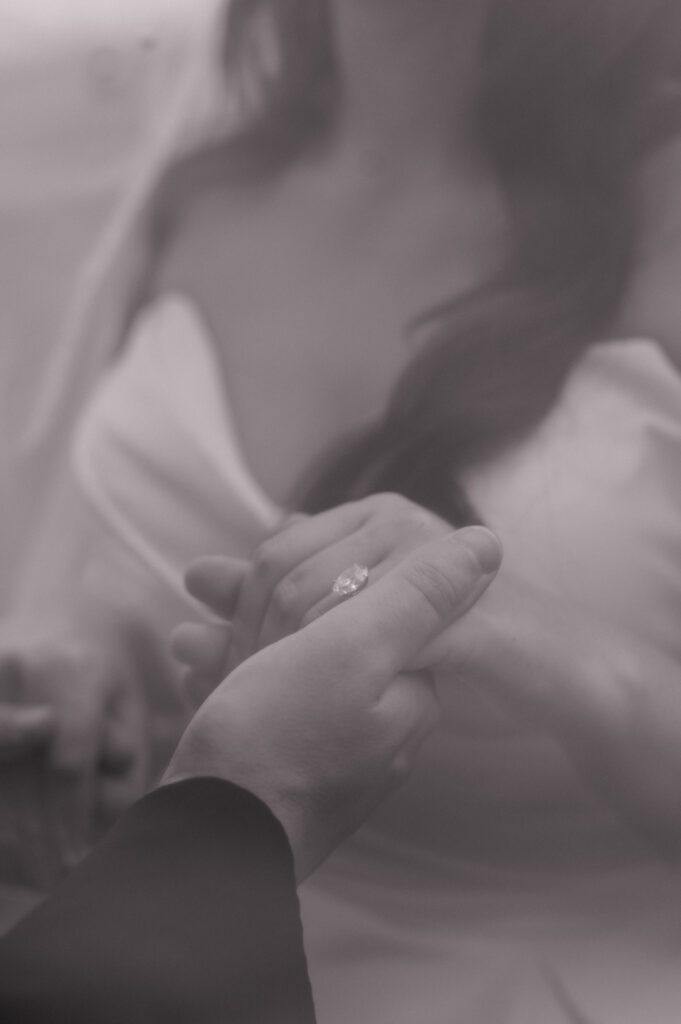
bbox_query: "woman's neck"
[328,0,488,173]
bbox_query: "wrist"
[159,757,308,877]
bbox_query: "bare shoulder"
[618,137,681,374]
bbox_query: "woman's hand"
[172,494,495,701]
[164,529,502,881]
[173,491,681,857]
[0,620,148,887]
[172,492,576,734]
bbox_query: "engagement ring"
[332,564,370,597]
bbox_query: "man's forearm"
[0,779,316,1024]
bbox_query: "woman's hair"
[32,0,681,524]
[294,0,681,522]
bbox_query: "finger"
[378,674,442,783]
[375,671,442,751]
[301,536,436,628]
[185,556,249,618]
[255,524,395,653]
[231,501,373,666]
[370,527,503,676]
[96,705,148,830]
[0,706,55,763]
[1,758,63,890]
[48,771,97,866]
[49,686,105,777]
[273,527,502,697]
[278,512,310,530]
[48,686,108,860]
[170,622,232,674]
[99,726,136,776]
[298,509,452,628]
[99,688,145,778]
[243,495,449,660]
[94,772,144,832]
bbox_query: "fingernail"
[460,526,503,575]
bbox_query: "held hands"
[174,493,609,735]
[173,493,681,857]
[0,621,147,887]
[173,493,488,703]
[163,527,502,881]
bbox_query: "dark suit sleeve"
[0,778,316,1024]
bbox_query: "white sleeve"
[464,338,681,680]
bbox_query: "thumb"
[300,527,502,688]
[0,705,56,763]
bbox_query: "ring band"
[332,564,370,597]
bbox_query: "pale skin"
[3,0,681,871]
[159,0,504,506]
[165,527,502,882]
[175,493,681,857]
[170,0,681,855]
[1,0,503,874]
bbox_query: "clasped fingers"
[229,493,455,664]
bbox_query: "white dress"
[74,294,681,1023]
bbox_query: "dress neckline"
[156,287,681,499]
[155,291,284,521]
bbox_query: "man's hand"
[172,495,475,704]
[163,527,501,881]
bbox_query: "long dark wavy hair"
[142,0,681,525]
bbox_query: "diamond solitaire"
[332,564,370,597]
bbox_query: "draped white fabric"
[73,293,681,1023]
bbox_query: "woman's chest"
[169,180,501,505]
[197,260,415,503]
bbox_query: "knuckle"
[270,575,301,620]
[373,491,411,516]
[403,557,469,620]
[169,623,196,662]
[278,512,309,534]
[301,604,324,628]
[370,495,445,543]
[252,538,285,582]
[402,506,442,537]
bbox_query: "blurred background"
[0,2,215,610]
